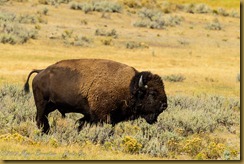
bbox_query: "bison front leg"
[76,115,90,132]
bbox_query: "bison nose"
[161,103,168,110]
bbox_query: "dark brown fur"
[24,59,167,133]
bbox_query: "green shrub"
[134,8,183,29]
[82,3,94,14]
[18,14,39,24]
[183,3,212,14]
[69,2,83,10]
[57,0,71,4]
[101,38,112,46]
[123,0,141,9]
[195,152,207,160]
[162,74,185,82]
[0,12,40,44]
[216,8,229,17]
[137,8,160,21]
[49,137,59,148]
[141,138,168,157]
[66,36,90,47]
[60,30,92,47]
[205,18,222,30]
[38,0,48,5]
[61,30,73,39]
[183,3,195,13]
[0,133,36,145]
[165,136,182,154]
[182,137,203,157]
[93,1,122,13]
[205,142,225,159]
[70,1,122,13]
[182,3,239,18]
[164,15,182,26]
[194,3,211,14]
[229,10,239,18]
[178,38,190,45]
[161,95,240,136]
[38,7,49,15]
[95,28,118,38]
[74,35,91,46]
[141,0,160,9]
[161,1,175,13]
[0,23,38,44]
[0,85,35,133]
[121,136,142,154]
[0,85,240,159]
[0,33,19,44]
[123,0,160,9]
[39,0,71,6]
[0,12,16,22]
[125,41,149,49]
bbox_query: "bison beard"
[24,59,167,134]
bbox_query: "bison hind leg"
[36,109,50,134]
[37,116,50,134]
[36,100,56,134]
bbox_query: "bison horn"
[139,75,144,88]
[139,75,143,87]
[139,75,148,88]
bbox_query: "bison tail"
[24,82,30,93]
[24,69,43,93]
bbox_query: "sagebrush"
[134,8,183,29]
[0,85,240,159]
[70,1,122,13]
[0,12,38,44]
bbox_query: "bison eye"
[137,90,145,99]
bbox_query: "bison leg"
[35,100,56,134]
[35,100,50,134]
[76,115,90,132]
[37,114,50,134]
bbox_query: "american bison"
[24,59,167,133]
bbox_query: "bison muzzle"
[24,59,167,134]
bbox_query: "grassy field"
[162,0,239,9]
[0,0,240,160]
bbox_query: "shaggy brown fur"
[24,59,167,133]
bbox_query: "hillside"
[0,0,240,96]
[0,0,240,160]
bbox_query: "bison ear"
[138,75,148,89]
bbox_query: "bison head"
[130,71,167,124]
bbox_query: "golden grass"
[0,41,239,97]
[158,0,240,9]
[0,10,240,96]
[0,140,164,160]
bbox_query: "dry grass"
[165,0,239,9]
[0,140,164,160]
[0,85,240,160]
[0,4,240,96]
